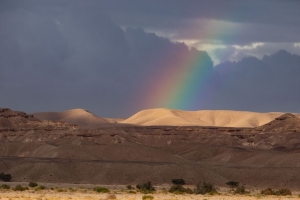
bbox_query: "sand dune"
[122,108,295,127]
[33,108,299,128]
[33,109,109,128]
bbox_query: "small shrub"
[69,187,76,192]
[29,182,38,187]
[136,181,155,194]
[185,187,194,194]
[13,185,28,191]
[0,173,12,182]
[56,188,64,192]
[275,188,291,196]
[261,188,275,195]
[194,181,217,194]
[171,179,185,185]
[35,185,46,191]
[169,185,193,194]
[128,190,136,194]
[142,195,154,200]
[0,184,10,189]
[261,188,291,196]
[93,187,110,193]
[234,185,248,194]
[226,181,239,189]
[169,185,185,194]
[127,185,134,190]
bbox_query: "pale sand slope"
[0,191,297,200]
[122,108,299,127]
[32,109,109,129]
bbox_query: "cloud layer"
[1,1,300,117]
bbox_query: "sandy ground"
[0,189,299,200]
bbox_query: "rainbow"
[139,47,213,110]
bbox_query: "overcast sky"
[0,0,300,117]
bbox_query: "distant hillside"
[121,108,298,127]
[32,109,110,129]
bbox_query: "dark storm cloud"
[98,0,300,46]
[204,50,300,113]
[100,0,300,25]
[1,0,300,117]
[0,1,213,117]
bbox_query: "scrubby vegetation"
[56,188,68,192]
[0,184,10,189]
[261,188,291,196]
[233,185,248,194]
[13,185,29,191]
[93,186,110,193]
[35,185,46,191]
[0,173,12,182]
[28,182,38,187]
[171,179,185,185]
[168,179,218,195]
[136,181,156,194]
[194,181,217,195]
[126,185,134,189]
[168,179,193,194]
[169,184,193,194]
[226,181,239,189]
[142,195,154,200]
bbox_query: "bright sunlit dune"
[121,108,295,127]
[33,108,109,128]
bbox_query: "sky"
[0,0,300,117]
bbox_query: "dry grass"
[0,189,299,200]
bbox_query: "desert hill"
[252,113,300,134]
[33,108,300,128]
[122,108,291,127]
[2,107,300,188]
[32,109,110,128]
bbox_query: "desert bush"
[0,184,10,189]
[234,185,248,194]
[93,187,110,193]
[35,185,46,191]
[13,185,28,191]
[169,185,186,194]
[261,188,291,196]
[226,181,239,189]
[276,188,291,196]
[261,188,275,195]
[194,181,217,194]
[126,185,134,189]
[171,179,185,185]
[0,173,12,182]
[69,187,76,192]
[28,182,38,187]
[142,195,154,200]
[56,188,65,192]
[168,184,193,194]
[136,181,155,194]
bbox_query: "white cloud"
[294,43,300,48]
[232,43,264,50]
